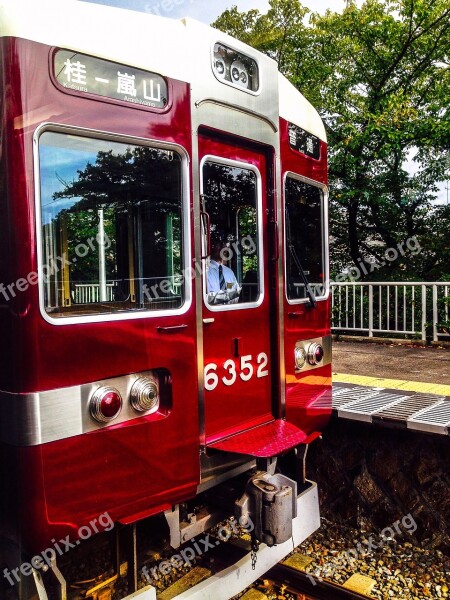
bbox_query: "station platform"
[332,341,450,435]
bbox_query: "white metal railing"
[73,280,449,342]
[73,283,116,304]
[433,283,450,343]
[73,277,183,305]
[331,282,450,342]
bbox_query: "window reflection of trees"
[40,135,184,316]
[285,178,324,301]
[202,163,259,294]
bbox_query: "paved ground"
[332,340,450,385]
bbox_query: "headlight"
[212,43,259,92]
[230,60,249,88]
[294,346,307,370]
[214,58,226,79]
[130,377,160,413]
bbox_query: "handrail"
[331,282,450,342]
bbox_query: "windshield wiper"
[288,243,317,308]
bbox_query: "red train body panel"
[1,37,200,556]
[0,2,331,598]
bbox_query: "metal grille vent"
[332,382,450,435]
[332,386,351,396]
[332,387,380,408]
[376,395,444,421]
[410,402,450,426]
[339,392,406,415]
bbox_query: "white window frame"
[200,155,265,313]
[283,172,330,305]
[33,122,192,325]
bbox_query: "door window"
[201,160,262,308]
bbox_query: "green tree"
[214,0,309,73]
[213,0,450,281]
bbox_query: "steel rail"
[267,563,371,600]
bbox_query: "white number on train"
[204,352,269,391]
[222,359,237,386]
[204,363,219,391]
[257,352,269,378]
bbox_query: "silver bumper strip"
[0,371,162,447]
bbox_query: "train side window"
[285,176,326,303]
[201,161,261,308]
[38,131,185,318]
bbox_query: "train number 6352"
[204,353,269,391]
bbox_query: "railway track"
[52,510,447,600]
[264,563,372,600]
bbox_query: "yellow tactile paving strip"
[333,373,450,397]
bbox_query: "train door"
[199,134,277,444]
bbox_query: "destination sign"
[288,123,320,159]
[54,50,168,110]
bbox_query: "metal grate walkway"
[333,383,450,435]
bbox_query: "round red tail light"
[307,343,324,366]
[90,387,123,423]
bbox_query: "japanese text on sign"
[54,50,168,109]
[288,123,320,159]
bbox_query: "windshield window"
[285,176,326,302]
[39,131,185,318]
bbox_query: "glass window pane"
[285,177,325,301]
[39,131,184,317]
[202,162,260,306]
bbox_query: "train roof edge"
[0,0,327,142]
[279,73,327,143]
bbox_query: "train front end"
[0,2,331,599]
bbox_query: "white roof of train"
[0,0,326,142]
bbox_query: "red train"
[0,1,331,598]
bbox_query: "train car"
[0,0,331,598]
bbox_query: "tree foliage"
[213,0,450,280]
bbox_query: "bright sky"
[79,0,352,22]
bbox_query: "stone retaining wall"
[308,419,449,553]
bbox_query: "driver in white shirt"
[207,238,240,303]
